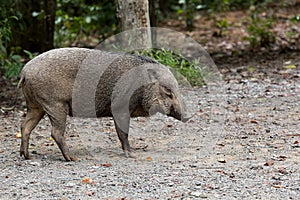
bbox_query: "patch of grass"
[244,17,275,47]
[243,5,275,48]
[136,48,204,87]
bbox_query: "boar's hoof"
[65,156,79,162]
[20,150,30,160]
[124,150,136,158]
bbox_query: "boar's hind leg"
[20,107,45,159]
[46,104,74,161]
[114,120,134,158]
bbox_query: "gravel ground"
[0,53,300,199]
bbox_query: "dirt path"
[0,50,299,199]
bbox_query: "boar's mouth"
[168,105,191,123]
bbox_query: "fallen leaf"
[82,177,94,184]
[286,134,300,137]
[250,120,258,124]
[15,132,21,138]
[215,169,226,174]
[283,65,296,69]
[272,184,282,188]
[101,163,112,167]
[86,191,94,196]
[278,167,288,174]
[278,155,287,161]
[264,160,274,166]
[217,158,226,163]
[294,141,299,144]
[248,67,255,73]
[146,157,153,161]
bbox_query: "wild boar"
[18,48,188,161]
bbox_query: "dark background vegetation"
[0,0,299,81]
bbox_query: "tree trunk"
[149,0,158,46]
[185,0,194,31]
[12,0,56,53]
[115,0,152,49]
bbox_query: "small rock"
[190,191,207,198]
[29,161,40,166]
[195,181,202,186]
[65,182,76,187]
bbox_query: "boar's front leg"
[47,104,75,161]
[114,119,134,158]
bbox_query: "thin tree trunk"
[185,0,194,31]
[149,0,158,47]
[12,0,56,53]
[115,0,152,49]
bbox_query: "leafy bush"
[215,18,230,36]
[244,3,275,47]
[55,0,117,47]
[0,0,25,79]
[193,0,279,11]
[0,46,23,79]
[138,49,204,87]
[244,11,275,48]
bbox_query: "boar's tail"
[1,73,24,112]
[17,73,25,88]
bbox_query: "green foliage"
[0,46,23,79]
[215,18,230,36]
[290,15,300,23]
[138,49,204,87]
[0,0,25,79]
[55,0,117,47]
[244,15,275,47]
[0,0,22,47]
[178,0,279,13]
[174,0,279,31]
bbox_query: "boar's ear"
[147,68,159,82]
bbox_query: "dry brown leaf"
[272,185,282,188]
[278,167,288,175]
[101,163,112,167]
[217,158,226,163]
[264,160,274,166]
[146,157,153,161]
[15,132,21,138]
[250,120,258,124]
[82,177,94,184]
[278,155,287,161]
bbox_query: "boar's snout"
[168,99,191,123]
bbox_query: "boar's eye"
[166,91,173,99]
[162,86,173,98]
